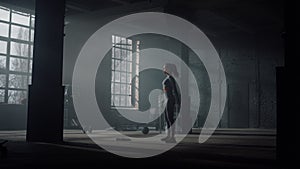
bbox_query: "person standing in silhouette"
[161,63,180,143]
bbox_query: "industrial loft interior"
[0,0,291,169]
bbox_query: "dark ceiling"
[0,0,284,36]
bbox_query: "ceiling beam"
[206,10,255,34]
[66,1,92,13]
[66,4,91,13]
[111,0,130,6]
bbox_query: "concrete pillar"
[179,44,192,133]
[26,0,65,143]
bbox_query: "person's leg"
[169,112,175,138]
[168,111,175,139]
[165,100,176,143]
[161,109,171,141]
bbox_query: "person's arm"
[163,79,170,93]
[163,86,168,93]
[170,77,180,106]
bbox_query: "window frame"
[111,35,139,109]
[0,5,34,104]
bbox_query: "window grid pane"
[30,16,35,28]
[11,25,30,41]
[30,29,34,42]
[30,45,33,58]
[0,7,10,21]
[10,41,29,57]
[12,11,30,26]
[0,22,9,37]
[0,74,6,87]
[0,89,5,102]
[0,41,7,54]
[28,76,32,85]
[8,90,27,104]
[9,74,28,89]
[0,55,6,69]
[9,57,28,72]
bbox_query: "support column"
[180,44,191,133]
[26,0,65,143]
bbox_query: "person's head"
[163,63,179,77]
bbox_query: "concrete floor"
[0,129,276,169]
